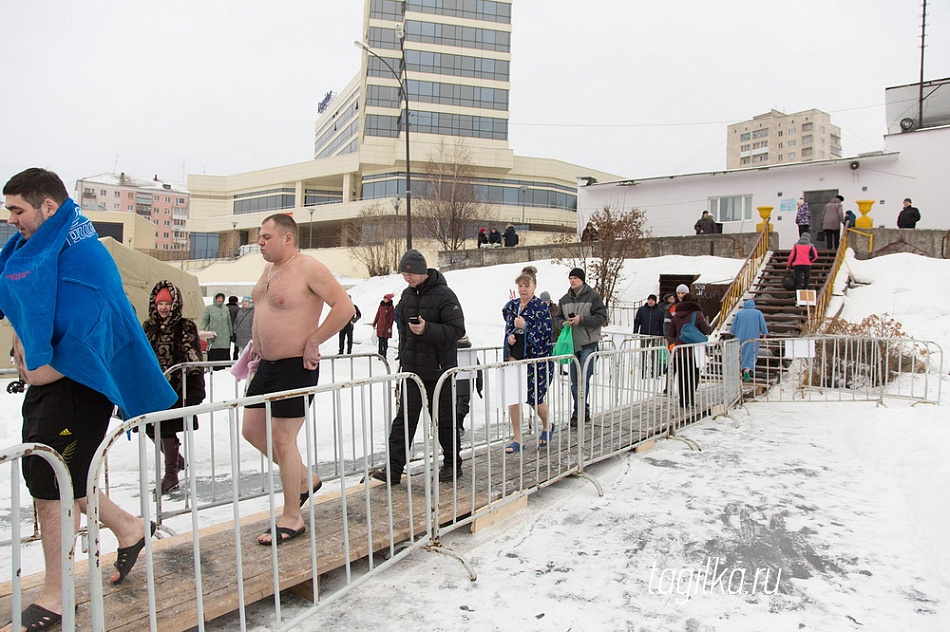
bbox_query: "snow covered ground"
[3,252,950,630]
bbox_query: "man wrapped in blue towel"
[0,168,177,629]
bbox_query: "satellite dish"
[900,117,916,131]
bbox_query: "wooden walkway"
[0,390,720,630]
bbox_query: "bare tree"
[415,138,496,251]
[344,201,406,277]
[554,204,651,309]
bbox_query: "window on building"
[802,147,813,158]
[113,203,119,210]
[778,154,783,161]
[708,194,753,223]
[127,192,134,199]
[788,151,796,159]
[99,189,107,196]
[788,127,796,135]
[740,157,751,165]
[740,132,751,142]
[802,122,813,132]
[114,191,120,198]
[777,142,783,148]
[788,139,796,147]
[777,131,783,137]
[177,197,186,204]
[127,205,133,211]
[752,128,769,139]
[740,144,750,152]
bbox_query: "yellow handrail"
[714,225,771,331]
[810,229,849,333]
[845,227,874,254]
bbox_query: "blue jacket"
[731,300,768,341]
[0,198,176,419]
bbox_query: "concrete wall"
[438,232,777,272]
[847,228,950,260]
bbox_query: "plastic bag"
[552,326,574,364]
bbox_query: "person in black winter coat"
[897,198,921,228]
[634,294,666,377]
[488,227,502,246]
[373,250,466,485]
[503,223,519,247]
[634,294,665,337]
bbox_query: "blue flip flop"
[539,423,556,447]
[505,441,521,454]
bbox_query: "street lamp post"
[308,207,314,249]
[356,30,413,249]
[519,185,528,226]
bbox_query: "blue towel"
[0,198,176,418]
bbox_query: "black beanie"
[568,267,586,283]
[399,249,428,275]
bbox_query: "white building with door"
[578,79,950,250]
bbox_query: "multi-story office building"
[726,109,841,169]
[187,0,617,261]
[75,172,191,252]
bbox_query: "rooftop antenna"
[918,0,927,127]
[113,155,119,173]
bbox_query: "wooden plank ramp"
[0,388,718,630]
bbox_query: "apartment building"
[187,0,618,260]
[75,172,190,252]
[726,109,841,169]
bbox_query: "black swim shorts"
[21,378,114,501]
[245,357,319,418]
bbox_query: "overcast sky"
[1,1,947,192]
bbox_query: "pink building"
[75,172,190,252]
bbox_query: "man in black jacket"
[634,294,665,377]
[897,198,921,228]
[373,250,466,484]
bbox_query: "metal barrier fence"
[82,371,431,632]
[0,443,77,631]
[738,336,943,405]
[149,353,393,528]
[432,354,580,537]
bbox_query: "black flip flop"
[258,525,305,546]
[110,521,157,585]
[15,603,61,631]
[299,479,323,506]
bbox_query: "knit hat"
[539,291,551,302]
[399,249,427,275]
[155,288,173,304]
[676,284,690,294]
[568,267,586,282]
[242,296,252,303]
[384,293,394,300]
[648,294,657,301]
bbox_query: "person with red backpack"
[786,233,819,290]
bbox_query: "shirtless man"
[243,214,353,545]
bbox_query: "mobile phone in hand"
[409,316,420,325]
[568,312,576,318]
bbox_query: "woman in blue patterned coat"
[502,266,554,452]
